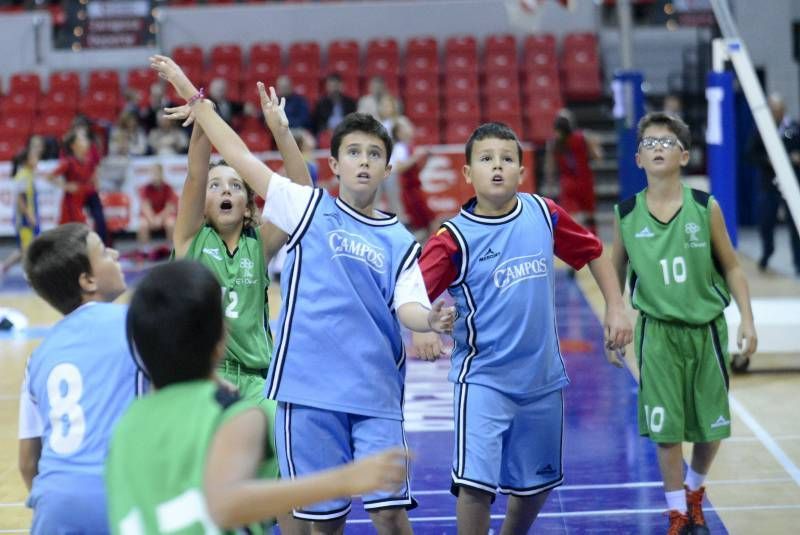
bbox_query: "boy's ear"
[78,271,96,294]
[635,152,643,169]
[462,164,472,184]
[383,163,392,179]
[680,149,690,166]
[328,156,339,178]
[517,166,526,186]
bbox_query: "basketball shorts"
[451,383,564,497]
[275,402,414,520]
[635,314,731,443]
[29,475,108,535]
[16,224,37,250]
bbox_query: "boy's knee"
[458,486,494,506]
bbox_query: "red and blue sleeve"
[543,197,603,269]
[418,227,461,301]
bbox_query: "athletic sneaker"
[685,486,710,534]
[667,510,691,535]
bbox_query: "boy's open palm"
[345,448,408,495]
[258,83,289,132]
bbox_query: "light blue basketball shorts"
[451,383,565,497]
[29,475,109,535]
[275,402,415,520]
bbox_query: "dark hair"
[24,223,91,315]
[553,115,573,136]
[637,112,691,150]
[208,159,260,229]
[330,112,393,164]
[126,260,223,389]
[464,122,523,163]
[326,73,342,83]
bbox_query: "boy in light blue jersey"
[414,123,633,534]
[18,223,143,534]
[151,55,455,535]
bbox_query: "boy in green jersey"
[612,112,758,535]
[106,260,409,534]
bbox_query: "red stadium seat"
[327,40,360,63]
[287,56,320,79]
[445,35,477,56]
[485,93,521,116]
[241,128,272,152]
[485,34,517,54]
[210,43,243,68]
[88,70,120,93]
[523,34,557,58]
[484,50,519,74]
[444,72,479,97]
[172,44,205,70]
[247,60,282,83]
[445,118,480,145]
[406,36,438,59]
[289,41,321,65]
[0,114,33,137]
[39,90,78,114]
[99,192,131,233]
[0,134,26,161]
[290,74,320,107]
[563,32,598,60]
[445,50,479,74]
[249,42,282,67]
[411,117,440,145]
[405,53,439,75]
[444,95,480,120]
[523,70,562,101]
[1,92,37,116]
[562,64,603,101]
[9,72,42,95]
[366,38,399,57]
[403,72,439,97]
[404,94,440,121]
[364,69,400,96]
[317,129,333,149]
[49,71,81,95]
[33,113,74,139]
[126,68,158,95]
[482,71,520,96]
[205,63,242,85]
[524,96,560,144]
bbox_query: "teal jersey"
[186,225,273,370]
[616,185,730,324]
[106,381,274,534]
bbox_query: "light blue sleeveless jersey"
[25,302,139,499]
[444,194,569,397]
[265,192,419,420]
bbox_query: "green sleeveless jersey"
[186,225,273,370]
[106,381,274,534]
[616,185,730,325]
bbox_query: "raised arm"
[204,408,408,528]
[172,123,212,258]
[710,200,758,357]
[152,55,275,199]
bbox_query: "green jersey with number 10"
[616,185,730,325]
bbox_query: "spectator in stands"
[121,87,143,116]
[546,111,602,236]
[276,74,311,130]
[137,163,178,260]
[26,134,59,162]
[147,110,189,155]
[377,93,401,136]
[357,75,388,119]
[291,127,318,185]
[208,77,243,126]
[140,83,167,131]
[747,92,800,274]
[311,73,356,134]
[48,128,109,245]
[390,116,436,237]
[663,93,683,118]
[108,111,148,157]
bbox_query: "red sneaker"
[666,510,691,535]
[685,485,710,534]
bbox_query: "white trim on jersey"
[286,189,324,250]
[267,245,303,399]
[530,194,554,235]
[456,285,479,384]
[335,197,397,226]
[459,196,523,225]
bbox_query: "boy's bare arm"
[18,437,41,491]
[152,55,275,200]
[398,300,455,334]
[710,201,758,357]
[204,408,408,528]
[173,124,212,258]
[610,218,629,295]
[588,251,633,364]
[259,83,312,187]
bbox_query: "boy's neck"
[338,188,378,217]
[645,173,683,201]
[217,225,243,253]
[473,193,518,217]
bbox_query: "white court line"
[729,394,800,486]
[727,434,800,443]
[411,476,793,496]
[0,477,793,507]
[345,504,800,523]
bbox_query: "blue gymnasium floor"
[0,267,727,533]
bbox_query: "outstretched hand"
[344,447,409,496]
[427,300,456,334]
[163,103,195,127]
[149,55,198,101]
[258,82,289,132]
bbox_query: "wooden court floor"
[1,254,799,533]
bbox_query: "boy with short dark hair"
[18,223,140,534]
[414,122,632,534]
[612,112,757,534]
[106,260,409,534]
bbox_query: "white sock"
[665,489,687,513]
[685,467,706,491]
